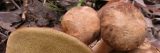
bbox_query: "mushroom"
[61,6,100,45]
[6,27,92,53]
[99,0,147,51]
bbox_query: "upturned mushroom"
[6,27,92,53]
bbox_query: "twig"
[153,46,160,53]
[43,0,47,6]
[132,0,135,5]
[10,0,21,9]
[156,48,160,52]
[22,0,29,20]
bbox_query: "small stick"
[11,0,21,9]
[43,0,47,6]
[22,0,29,20]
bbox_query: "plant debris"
[1,0,160,53]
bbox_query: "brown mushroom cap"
[99,1,147,51]
[61,6,100,45]
[6,27,92,53]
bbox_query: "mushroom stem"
[92,39,112,53]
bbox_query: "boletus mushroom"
[61,6,100,45]
[6,27,92,53]
[99,0,147,51]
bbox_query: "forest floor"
[0,0,160,53]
